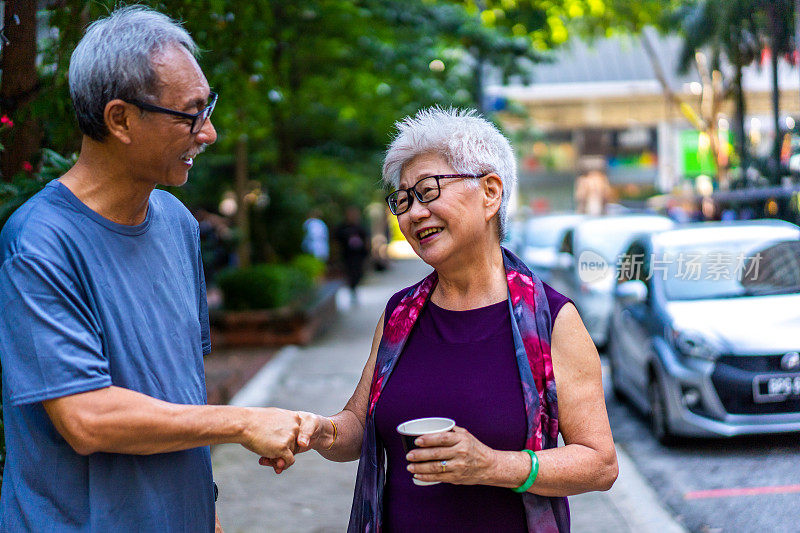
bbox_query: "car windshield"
[525,217,578,248]
[578,218,672,263]
[660,239,800,301]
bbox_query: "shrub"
[216,262,316,311]
[290,254,326,282]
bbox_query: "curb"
[228,345,299,407]
[609,446,688,533]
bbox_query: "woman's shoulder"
[542,281,573,321]
[383,283,417,327]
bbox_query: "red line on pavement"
[684,484,800,500]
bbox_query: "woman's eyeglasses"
[385,174,484,216]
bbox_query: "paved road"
[605,374,800,533]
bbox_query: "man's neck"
[59,139,155,226]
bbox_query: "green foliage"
[8,0,578,261]
[0,150,75,228]
[290,254,326,282]
[456,0,679,46]
[240,151,382,262]
[216,262,315,310]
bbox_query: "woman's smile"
[416,227,443,243]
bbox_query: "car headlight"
[672,330,720,361]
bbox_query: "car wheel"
[648,376,676,446]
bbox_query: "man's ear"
[482,173,503,221]
[104,100,136,145]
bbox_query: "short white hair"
[69,5,198,141]
[382,107,516,239]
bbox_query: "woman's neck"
[431,245,507,311]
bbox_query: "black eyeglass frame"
[385,173,484,215]
[125,91,218,134]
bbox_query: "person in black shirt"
[336,206,370,304]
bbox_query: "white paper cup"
[396,417,455,486]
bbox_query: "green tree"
[0,0,559,262]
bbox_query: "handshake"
[237,407,337,474]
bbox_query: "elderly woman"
[287,108,617,532]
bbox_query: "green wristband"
[512,449,539,493]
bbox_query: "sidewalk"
[211,259,687,533]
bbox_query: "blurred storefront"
[487,31,800,212]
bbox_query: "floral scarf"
[347,247,569,533]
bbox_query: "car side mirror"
[615,280,648,305]
[557,252,574,269]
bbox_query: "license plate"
[753,374,800,403]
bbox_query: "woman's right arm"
[298,311,385,462]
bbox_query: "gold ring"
[440,460,447,473]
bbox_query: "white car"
[551,214,675,347]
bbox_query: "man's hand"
[257,411,327,473]
[239,407,302,471]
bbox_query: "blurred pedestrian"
[195,208,236,309]
[302,208,330,262]
[367,201,390,271]
[292,108,617,533]
[335,205,369,303]
[0,7,309,532]
[574,158,613,215]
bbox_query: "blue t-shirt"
[0,180,213,532]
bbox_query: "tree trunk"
[770,46,782,184]
[733,65,748,172]
[235,135,251,268]
[729,22,748,174]
[0,0,41,181]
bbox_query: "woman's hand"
[405,426,500,486]
[294,411,335,452]
[257,411,332,474]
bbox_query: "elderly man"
[0,7,312,532]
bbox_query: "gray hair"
[69,5,198,141]
[382,107,516,240]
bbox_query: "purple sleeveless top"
[374,283,571,532]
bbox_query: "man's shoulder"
[151,189,198,231]
[0,183,74,262]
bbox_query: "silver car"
[608,220,800,442]
[518,213,586,285]
[550,214,675,347]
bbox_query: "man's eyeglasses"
[385,174,484,216]
[125,91,218,134]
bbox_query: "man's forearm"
[44,385,272,456]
